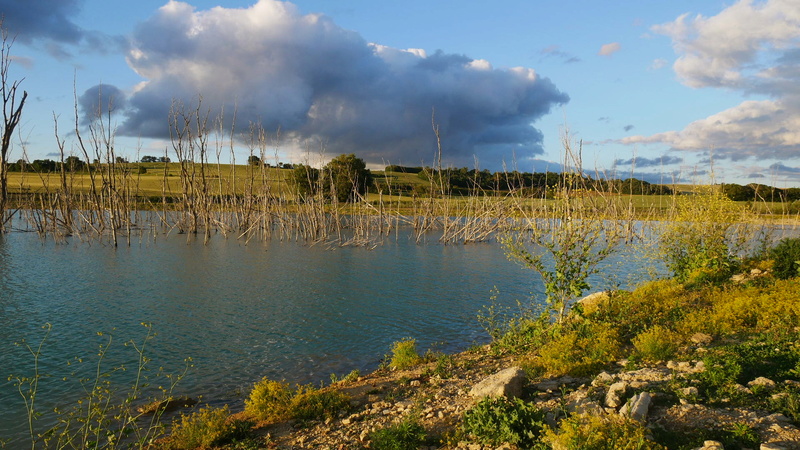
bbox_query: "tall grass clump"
[389,338,422,370]
[243,379,293,422]
[244,378,350,423]
[166,405,253,449]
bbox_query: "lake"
[0,229,643,444]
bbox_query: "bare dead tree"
[0,21,27,230]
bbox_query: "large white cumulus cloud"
[625,0,800,163]
[106,0,568,166]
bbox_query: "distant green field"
[5,165,798,220]
[6,163,292,197]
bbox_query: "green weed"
[389,338,422,370]
[632,325,682,362]
[462,396,546,448]
[167,405,253,449]
[329,369,360,385]
[244,378,350,423]
[544,413,665,449]
[243,378,292,422]
[530,321,621,377]
[289,385,350,422]
[369,417,427,450]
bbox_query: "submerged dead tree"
[0,22,27,230]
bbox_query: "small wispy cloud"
[623,124,634,132]
[539,45,581,64]
[598,42,621,56]
[649,58,668,70]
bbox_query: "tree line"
[721,183,800,202]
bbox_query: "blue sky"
[3,0,799,186]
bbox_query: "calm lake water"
[0,229,643,444]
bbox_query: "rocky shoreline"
[234,343,800,449]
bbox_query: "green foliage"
[501,211,623,323]
[429,352,456,379]
[462,396,546,447]
[291,164,321,199]
[477,287,511,341]
[244,378,293,422]
[725,422,760,449]
[384,165,423,174]
[586,280,698,341]
[769,237,800,279]
[543,413,665,450]
[770,385,800,423]
[657,189,751,284]
[369,417,427,450]
[322,153,373,203]
[493,309,554,355]
[678,279,800,337]
[329,368,360,385]
[687,335,800,405]
[720,183,755,201]
[531,321,621,377]
[167,405,253,449]
[652,421,760,450]
[501,139,629,323]
[288,385,350,421]
[244,378,350,423]
[390,338,422,370]
[632,325,682,362]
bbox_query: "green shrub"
[244,378,350,423]
[494,310,554,354]
[390,338,422,370]
[770,385,800,423]
[423,352,456,379]
[543,413,665,449]
[244,378,292,421]
[724,422,760,449]
[656,190,750,284]
[690,336,800,405]
[532,321,621,377]
[462,396,546,447]
[586,279,699,341]
[770,237,800,279]
[330,368,360,384]
[168,405,252,449]
[289,385,350,421]
[677,279,800,337]
[369,417,427,450]
[632,325,682,362]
